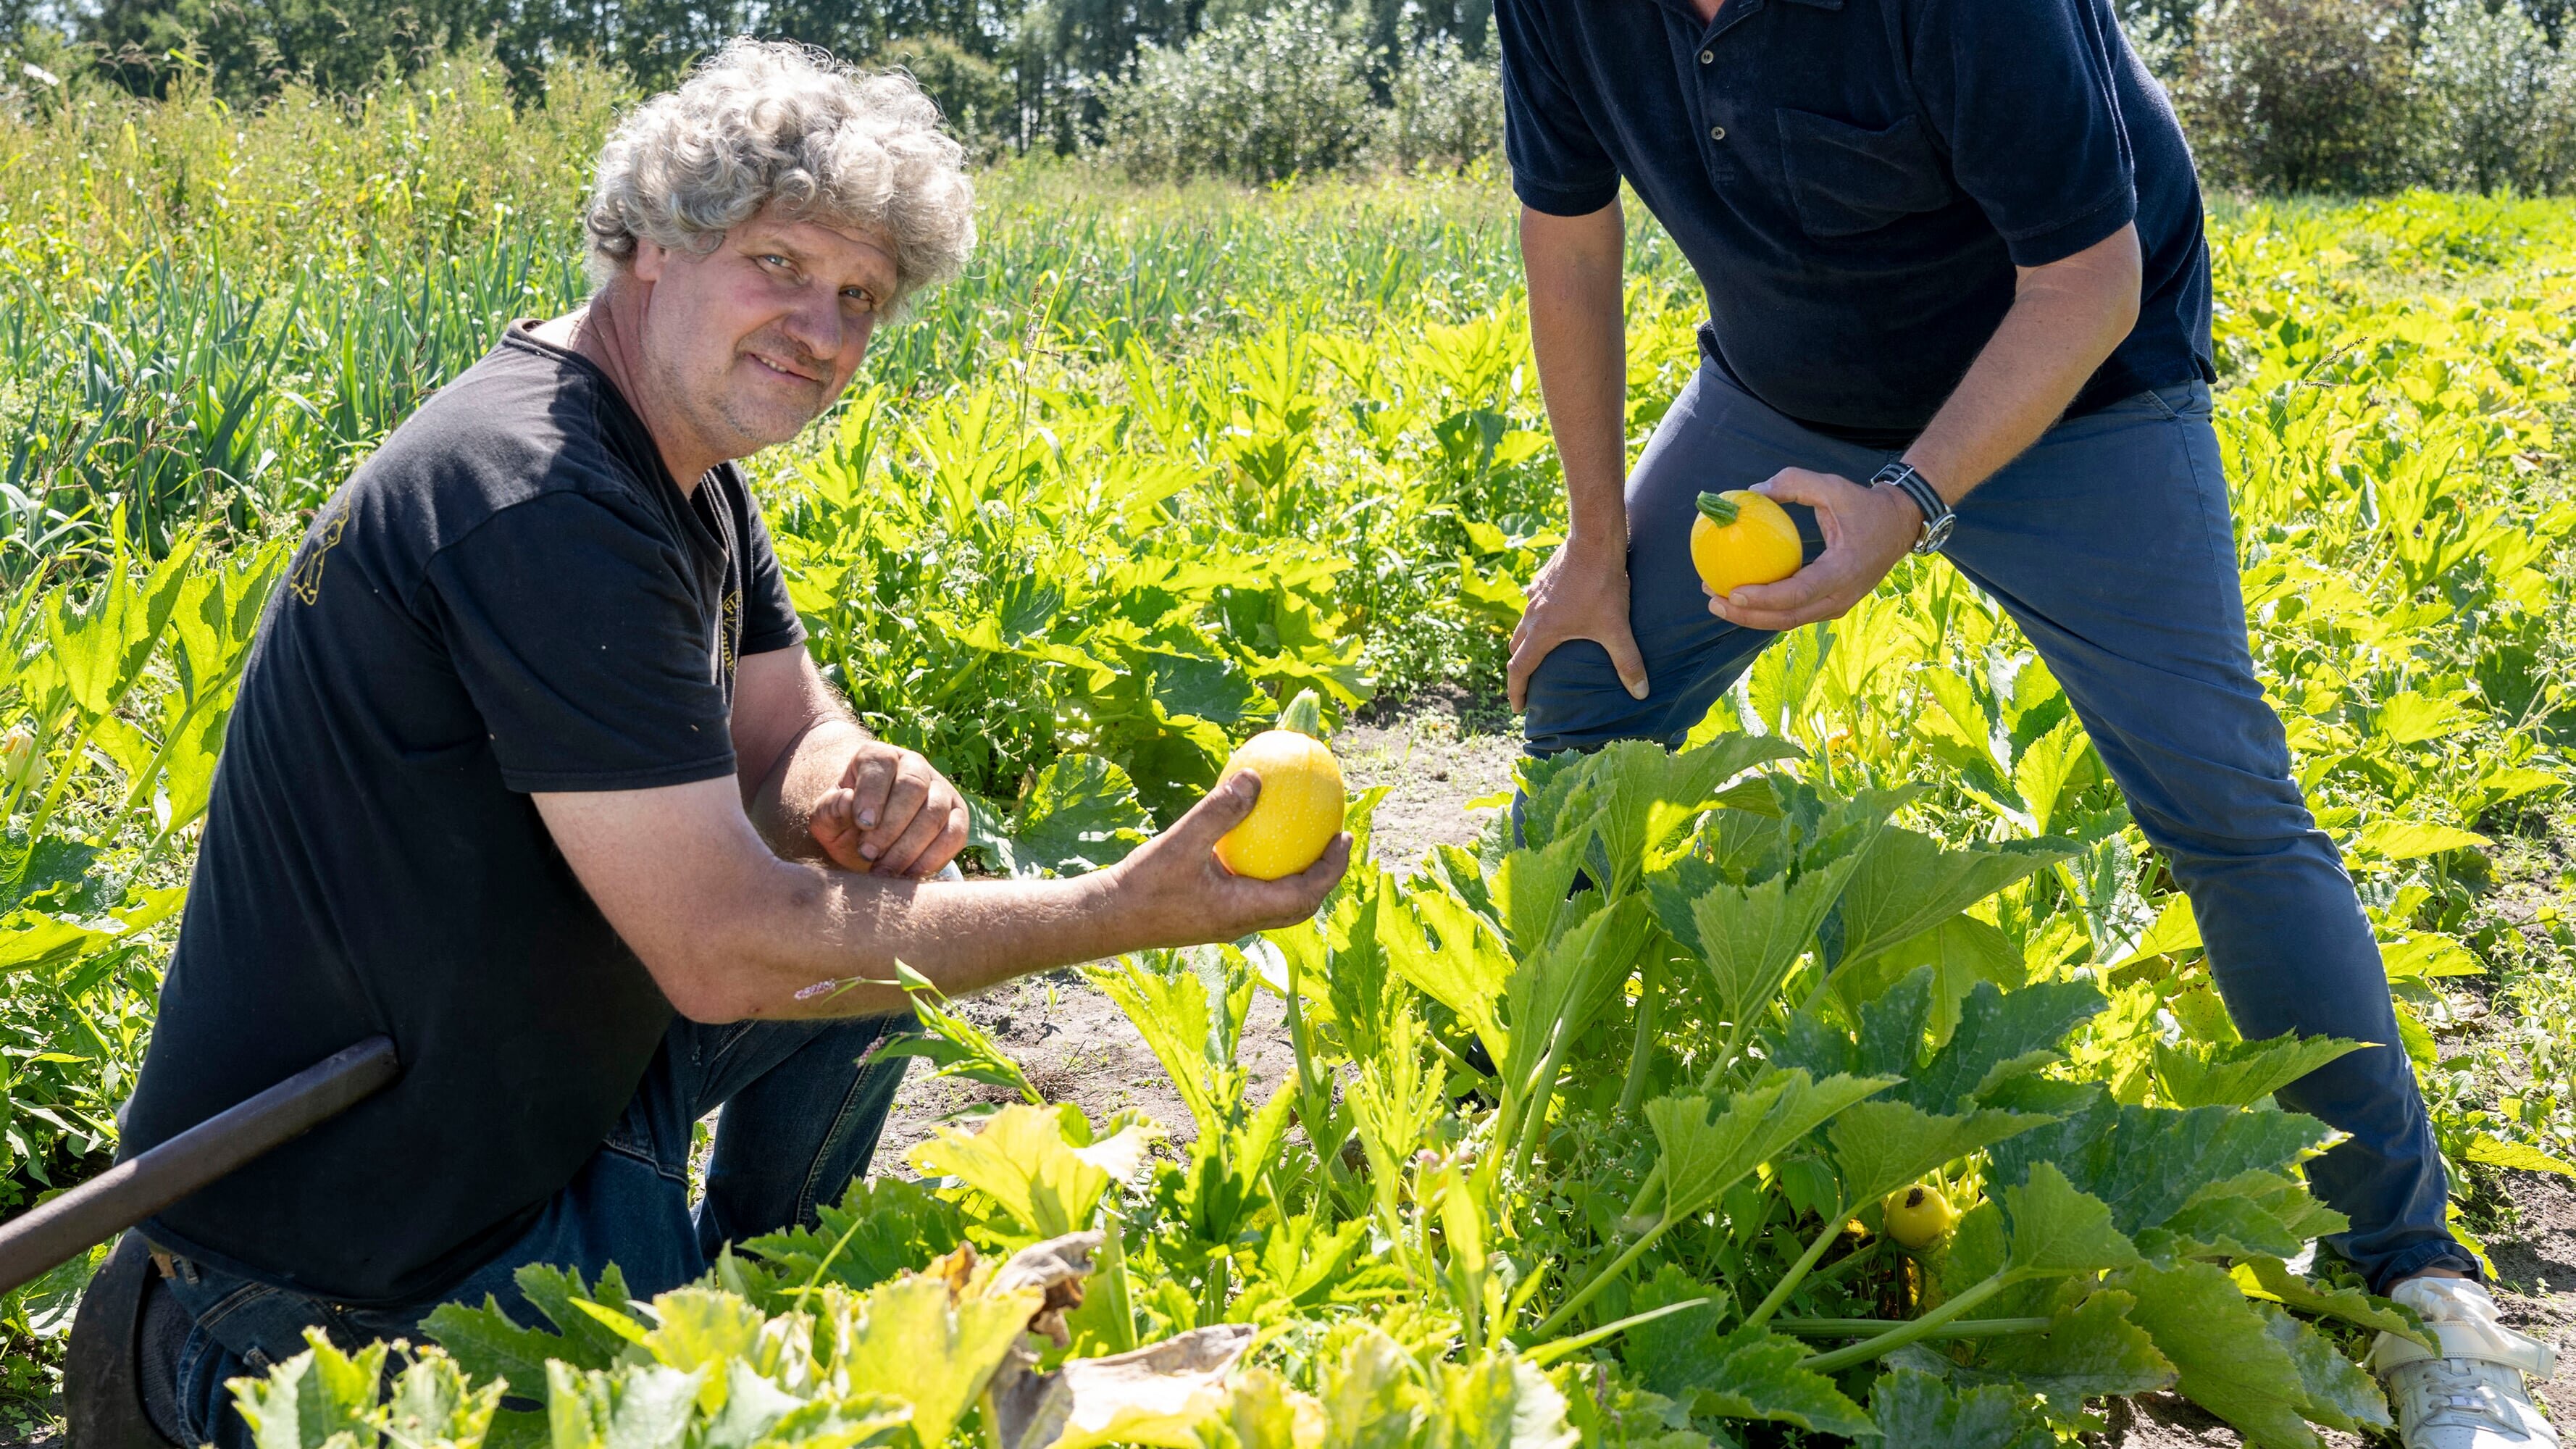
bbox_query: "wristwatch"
[1873,461,1954,555]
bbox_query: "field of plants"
[5,54,2576,1449]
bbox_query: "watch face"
[1918,513,1957,554]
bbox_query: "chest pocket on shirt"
[1774,109,1952,238]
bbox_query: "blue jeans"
[1523,362,2475,1295]
[157,1011,913,1447]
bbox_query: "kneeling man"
[117,41,1346,1448]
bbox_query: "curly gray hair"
[585,38,977,311]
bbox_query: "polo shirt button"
[1710,125,1727,141]
[1699,49,1713,63]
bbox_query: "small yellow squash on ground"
[1213,690,1346,880]
[1690,490,1804,599]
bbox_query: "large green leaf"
[1986,1090,2330,1237]
[739,1175,966,1298]
[1492,829,1590,957]
[2236,1256,2428,1345]
[1644,1069,1894,1224]
[1689,1327,1872,1437]
[1831,828,2069,968]
[1825,1100,2052,1210]
[1548,734,1798,897]
[1381,883,1513,1070]
[2117,1260,2388,1448]
[2153,1035,2367,1108]
[1894,979,2105,1113]
[1829,914,2025,1048]
[988,753,1151,876]
[1965,1288,2175,1403]
[425,1263,637,1387]
[1683,866,1848,1034]
[545,1359,706,1449]
[840,1271,1041,1446]
[1502,893,1652,1095]
[907,1102,1151,1239]
[1865,1367,2053,1449]
[2002,1162,2145,1277]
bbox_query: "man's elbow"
[627,869,821,1024]
[640,943,747,1024]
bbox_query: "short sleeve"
[426,492,738,793]
[733,475,805,658]
[1910,0,2137,267]
[1494,0,1623,217]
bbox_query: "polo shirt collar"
[1638,0,1844,45]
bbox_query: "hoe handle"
[0,1037,398,1296]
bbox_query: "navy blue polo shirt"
[1497,0,2213,446]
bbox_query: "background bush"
[1095,0,1380,184]
[2169,0,2420,193]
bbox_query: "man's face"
[628,202,897,467]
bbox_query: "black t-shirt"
[1495,0,2213,446]
[120,325,805,1306]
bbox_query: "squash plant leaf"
[2153,1035,2367,1109]
[1826,1100,2052,1210]
[908,1101,1151,1240]
[740,1175,965,1298]
[1386,883,1513,1069]
[1865,1366,2054,1449]
[1831,828,2070,969]
[1644,1069,1894,1225]
[1830,914,2026,1048]
[998,753,1151,876]
[546,1358,709,1449]
[1492,832,1588,961]
[2003,1162,2144,1277]
[2236,1256,2430,1348]
[1895,978,2105,1113]
[1962,1288,2175,1404]
[1684,866,1848,1034]
[1686,1324,1871,1437]
[1986,1090,2330,1237]
[840,1270,1045,1448]
[230,1332,388,1448]
[2117,1260,2387,1447]
[1619,1266,1736,1402]
[425,1263,637,1388]
[1502,893,1652,1095]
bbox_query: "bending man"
[1493,1,2550,1445]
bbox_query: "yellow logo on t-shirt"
[289,512,348,606]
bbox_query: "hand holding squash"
[1213,690,1347,880]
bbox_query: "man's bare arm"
[1714,225,2145,632]
[1900,222,2145,503]
[732,646,968,876]
[534,770,1345,1023]
[1508,200,1650,710]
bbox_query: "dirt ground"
[879,697,2576,1448]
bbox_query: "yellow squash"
[1884,1183,1959,1249]
[1690,490,1803,598]
[1213,689,1347,880]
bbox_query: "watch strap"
[1872,462,1954,555]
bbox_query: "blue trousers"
[1523,362,2474,1294]
[159,1011,913,1447]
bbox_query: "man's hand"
[811,740,969,877]
[1509,538,1648,711]
[1107,772,1350,944]
[1709,469,1920,632]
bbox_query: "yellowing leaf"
[2354,819,2490,861]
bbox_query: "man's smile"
[745,351,824,385]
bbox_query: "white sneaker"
[2371,1277,2561,1449]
